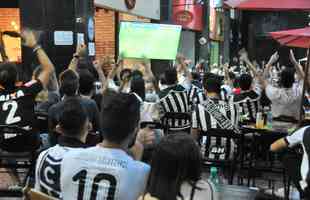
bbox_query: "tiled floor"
[0,169,301,200]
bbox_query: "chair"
[242,129,289,197]
[24,187,58,200]
[200,128,244,184]
[0,125,39,197]
[161,112,191,135]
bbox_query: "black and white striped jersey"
[187,81,203,108]
[192,97,237,160]
[194,87,231,106]
[192,98,237,131]
[158,87,190,128]
[232,90,261,124]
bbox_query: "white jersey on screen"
[60,146,150,200]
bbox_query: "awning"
[270,27,310,49]
[224,0,310,11]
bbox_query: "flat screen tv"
[119,22,182,60]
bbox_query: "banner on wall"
[172,0,204,31]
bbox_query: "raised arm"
[176,54,190,77]
[290,49,305,81]
[239,50,268,89]
[141,57,155,82]
[68,44,87,71]
[102,56,123,91]
[93,58,107,89]
[22,30,54,88]
[223,63,233,87]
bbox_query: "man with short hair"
[0,30,54,152]
[48,69,100,145]
[35,98,89,198]
[60,90,150,200]
[191,76,237,161]
[192,76,237,138]
[232,73,261,123]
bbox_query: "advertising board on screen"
[119,22,182,60]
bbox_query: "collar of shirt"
[58,136,87,148]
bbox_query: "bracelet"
[33,45,42,53]
[73,54,80,59]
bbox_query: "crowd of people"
[0,29,310,200]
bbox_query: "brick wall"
[0,8,20,32]
[94,9,151,71]
[0,8,21,62]
[95,8,115,61]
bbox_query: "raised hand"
[289,49,298,65]
[267,51,279,65]
[75,44,87,58]
[21,29,37,48]
[239,48,249,62]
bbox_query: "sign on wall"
[95,0,160,20]
[172,0,204,31]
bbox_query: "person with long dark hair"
[140,133,215,200]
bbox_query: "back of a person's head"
[77,58,99,80]
[203,76,221,94]
[120,68,132,81]
[147,133,202,200]
[101,90,140,144]
[164,67,177,85]
[280,67,295,89]
[159,74,167,85]
[78,69,95,96]
[59,69,79,96]
[132,70,144,80]
[0,62,18,90]
[191,72,200,81]
[59,98,88,138]
[239,73,253,91]
[131,77,145,101]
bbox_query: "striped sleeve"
[192,106,199,129]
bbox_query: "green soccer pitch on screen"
[119,22,182,60]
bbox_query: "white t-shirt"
[60,146,150,200]
[286,126,310,190]
[266,83,303,120]
[35,145,82,198]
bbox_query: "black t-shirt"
[0,80,43,128]
[48,96,100,132]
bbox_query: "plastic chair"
[161,112,191,135]
[0,125,40,197]
[200,128,243,184]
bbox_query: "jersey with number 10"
[61,146,150,200]
[0,80,42,127]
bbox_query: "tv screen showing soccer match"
[119,22,182,60]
